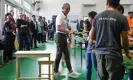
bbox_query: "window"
[14,8,17,19]
[23,1,31,11]
[18,0,22,4]
[7,5,11,13]
[14,0,21,4]
[14,0,17,2]
[5,4,7,14]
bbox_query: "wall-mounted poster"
[67,15,79,31]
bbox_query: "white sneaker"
[69,72,79,78]
[74,71,81,76]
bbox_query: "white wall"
[39,0,133,20]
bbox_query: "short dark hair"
[32,15,35,17]
[62,3,70,9]
[128,12,133,14]
[5,13,11,20]
[88,11,97,19]
[117,4,124,14]
[39,16,42,19]
[10,10,13,13]
[107,0,120,8]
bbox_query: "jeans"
[86,51,97,80]
[18,32,30,50]
[54,33,72,73]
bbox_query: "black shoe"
[4,61,9,64]
[9,57,16,60]
[13,49,17,52]
[35,47,38,48]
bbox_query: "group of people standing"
[54,0,133,80]
[2,11,49,64]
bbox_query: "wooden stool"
[38,59,55,80]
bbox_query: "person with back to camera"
[89,0,132,80]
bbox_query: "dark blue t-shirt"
[93,10,129,57]
[3,21,13,36]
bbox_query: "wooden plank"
[16,51,51,55]
[18,77,49,80]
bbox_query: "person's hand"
[126,54,132,60]
[66,29,70,34]
[67,26,71,31]
[92,50,95,54]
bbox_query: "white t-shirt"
[56,12,68,34]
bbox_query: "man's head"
[38,16,42,22]
[32,15,36,21]
[43,17,45,21]
[117,4,124,14]
[88,11,97,24]
[22,14,26,21]
[62,3,70,15]
[48,20,50,23]
[5,13,12,21]
[128,12,133,18]
[19,13,23,19]
[10,10,14,16]
[106,0,120,9]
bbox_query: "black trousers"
[3,35,13,62]
[54,33,72,73]
[31,32,37,48]
[12,34,16,50]
[96,54,125,80]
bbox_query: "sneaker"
[4,61,10,64]
[69,72,79,78]
[74,71,81,76]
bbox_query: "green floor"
[0,41,129,80]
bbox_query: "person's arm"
[90,27,96,40]
[5,27,13,32]
[121,31,131,59]
[89,16,97,44]
[121,17,132,59]
[83,23,88,32]
[57,25,69,33]
[5,23,13,32]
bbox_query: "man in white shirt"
[54,3,80,78]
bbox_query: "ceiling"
[24,0,34,4]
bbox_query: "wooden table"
[15,51,51,80]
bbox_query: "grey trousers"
[54,33,72,73]
[96,54,125,80]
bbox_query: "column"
[0,0,5,40]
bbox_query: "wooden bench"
[15,51,52,80]
[38,58,55,80]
